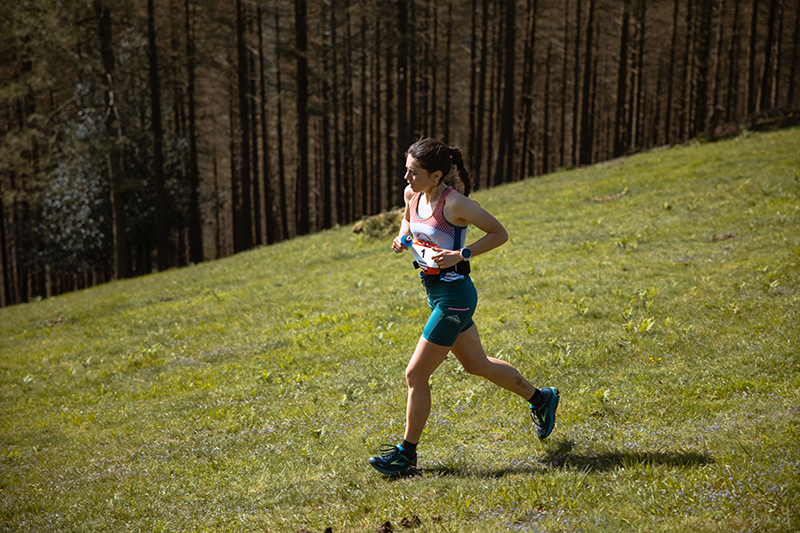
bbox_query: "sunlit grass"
[1,127,799,532]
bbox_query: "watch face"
[462,247,472,259]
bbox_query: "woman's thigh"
[405,335,451,383]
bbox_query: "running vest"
[408,187,468,281]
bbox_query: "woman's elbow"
[496,226,509,245]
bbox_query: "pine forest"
[1,0,798,306]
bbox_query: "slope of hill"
[1,127,798,532]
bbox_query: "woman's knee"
[405,363,429,388]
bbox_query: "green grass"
[2,127,799,533]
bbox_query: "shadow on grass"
[419,439,713,479]
[539,439,714,473]
[420,464,546,480]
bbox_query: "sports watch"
[460,247,473,261]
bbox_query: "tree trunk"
[396,0,410,204]
[248,10,262,247]
[680,0,694,139]
[331,0,343,222]
[169,2,186,266]
[469,0,477,158]
[614,0,630,158]
[321,4,333,229]
[16,186,29,303]
[788,0,799,105]
[711,0,726,117]
[229,77,241,254]
[474,0,489,189]
[257,5,275,244]
[185,0,203,262]
[344,3,355,221]
[295,0,310,235]
[147,0,170,271]
[588,49,599,161]
[444,3,453,142]
[487,1,503,185]
[520,0,537,178]
[579,0,595,165]
[384,17,396,209]
[212,147,221,257]
[560,3,569,166]
[408,1,419,138]
[235,0,252,251]
[9,157,21,304]
[746,0,759,113]
[375,20,384,214]
[274,10,289,240]
[29,102,44,299]
[725,0,741,121]
[665,0,679,143]
[759,0,778,110]
[359,13,368,219]
[572,0,581,164]
[370,22,379,214]
[494,0,515,184]
[694,0,714,134]
[652,64,663,144]
[771,0,783,107]
[95,0,128,280]
[430,3,438,138]
[633,0,646,148]
[543,43,552,174]
[0,177,9,306]
[1,99,15,304]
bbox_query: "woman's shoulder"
[443,188,474,210]
[404,185,415,203]
[442,188,482,226]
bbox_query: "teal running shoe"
[369,444,417,475]
[530,387,560,439]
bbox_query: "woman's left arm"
[432,194,508,268]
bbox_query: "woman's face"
[404,154,441,194]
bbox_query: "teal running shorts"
[422,277,478,347]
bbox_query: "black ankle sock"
[401,440,417,456]
[529,389,545,408]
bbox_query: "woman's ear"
[433,170,443,183]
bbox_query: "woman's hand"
[431,247,462,269]
[392,235,409,254]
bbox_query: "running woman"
[368,138,559,476]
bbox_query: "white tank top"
[408,187,467,281]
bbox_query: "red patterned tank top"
[408,187,468,280]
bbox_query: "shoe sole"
[369,458,417,476]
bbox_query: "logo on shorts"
[446,315,461,324]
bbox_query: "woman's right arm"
[392,185,414,253]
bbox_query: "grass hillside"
[1,127,799,533]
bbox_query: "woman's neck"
[422,182,446,206]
